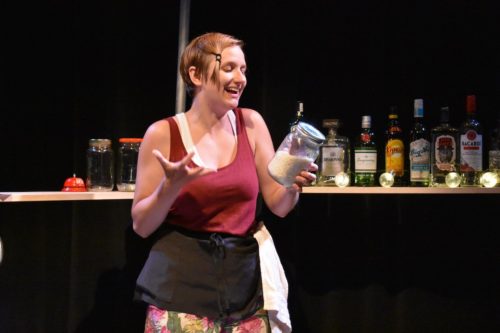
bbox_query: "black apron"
[135,225,263,321]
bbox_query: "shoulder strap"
[174,113,207,168]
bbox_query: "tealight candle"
[379,172,394,188]
[445,172,461,188]
[334,172,350,187]
[479,171,498,188]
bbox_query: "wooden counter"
[0,191,135,202]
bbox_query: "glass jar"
[86,138,114,191]
[268,121,325,187]
[117,138,143,192]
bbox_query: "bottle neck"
[328,128,338,137]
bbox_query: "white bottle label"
[460,130,483,171]
[321,146,344,176]
[435,135,457,171]
[410,138,430,181]
[354,149,377,173]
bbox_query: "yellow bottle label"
[385,139,404,176]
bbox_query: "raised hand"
[152,149,216,187]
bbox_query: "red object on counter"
[61,174,87,192]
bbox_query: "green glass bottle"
[354,115,377,186]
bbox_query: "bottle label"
[409,138,430,181]
[460,131,482,171]
[354,149,377,173]
[385,139,404,175]
[434,135,457,171]
[321,146,345,176]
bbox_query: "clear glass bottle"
[459,94,483,186]
[385,107,405,186]
[431,107,460,186]
[86,138,114,191]
[354,115,377,186]
[317,119,350,186]
[488,114,500,181]
[268,121,325,187]
[117,138,143,192]
[290,101,304,132]
[409,99,430,186]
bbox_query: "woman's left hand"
[289,162,318,192]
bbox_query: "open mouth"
[225,87,240,95]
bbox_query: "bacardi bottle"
[459,95,483,186]
[354,115,377,186]
[317,119,350,186]
[409,99,430,186]
[385,107,405,186]
[431,106,460,186]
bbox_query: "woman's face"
[204,45,247,110]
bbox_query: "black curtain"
[1,0,499,332]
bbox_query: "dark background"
[1,0,500,332]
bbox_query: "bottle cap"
[119,138,143,143]
[361,115,371,128]
[466,95,476,114]
[322,119,340,129]
[414,99,424,118]
[89,139,112,148]
[440,106,450,123]
[388,106,398,119]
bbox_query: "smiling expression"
[202,46,247,110]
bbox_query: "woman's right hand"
[132,147,215,238]
[152,149,216,188]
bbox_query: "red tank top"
[165,108,259,236]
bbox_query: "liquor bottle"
[430,106,460,186]
[488,114,500,177]
[290,101,304,132]
[459,95,483,186]
[385,107,405,186]
[409,99,430,186]
[317,119,350,186]
[354,115,377,186]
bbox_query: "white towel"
[253,222,292,333]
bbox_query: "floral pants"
[145,305,271,333]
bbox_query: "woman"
[132,32,316,333]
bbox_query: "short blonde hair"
[180,32,244,96]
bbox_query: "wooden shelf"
[302,186,500,194]
[1,187,499,202]
[0,191,134,202]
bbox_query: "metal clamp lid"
[296,122,326,144]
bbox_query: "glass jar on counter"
[117,138,143,192]
[268,121,325,187]
[86,139,114,191]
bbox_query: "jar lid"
[296,122,326,144]
[119,138,143,143]
[89,139,112,147]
